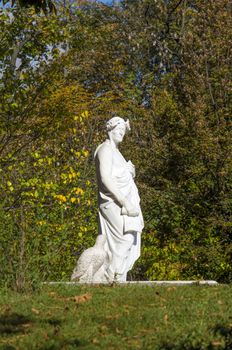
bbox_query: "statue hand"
[127,160,135,178]
[121,199,139,217]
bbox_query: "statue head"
[106,116,130,146]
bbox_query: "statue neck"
[106,138,119,149]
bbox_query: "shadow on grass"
[160,324,232,350]
[213,324,232,349]
[0,343,86,350]
[0,345,18,350]
[160,343,205,350]
[37,338,88,350]
[0,313,31,335]
[0,313,87,349]
[0,313,64,335]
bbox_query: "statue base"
[43,280,218,286]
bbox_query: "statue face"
[110,123,126,145]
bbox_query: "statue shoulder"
[94,140,113,160]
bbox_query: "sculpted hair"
[106,117,131,133]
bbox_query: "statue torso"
[95,140,138,206]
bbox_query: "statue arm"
[97,144,125,207]
[97,144,139,217]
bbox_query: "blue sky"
[99,0,122,3]
[98,0,114,3]
[0,0,119,9]
[0,0,117,6]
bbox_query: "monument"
[71,116,144,283]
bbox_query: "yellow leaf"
[82,110,89,118]
[83,150,89,157]
[75,188,84,195]
[56,195,67,202]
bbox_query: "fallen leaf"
[22,323,32,328]
[164,314,168,324]
[2,304,11,315]
[31,307,40,315]
[155,292,167,302]
[106,314,120,320]
[139,328,154,334]
[106,315,113,320]
[58,293,92,303]
[53,326,60,335]
[73,293,92,303]
[100,325,108,333]
[43,332,49,340]
[116,327,121,334]
[212,341,223,346]
[91,338,99,344]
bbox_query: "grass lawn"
[0,284,232,350]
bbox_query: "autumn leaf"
[73,294,92,303]
[211,341,223,347]
[31,308,40,315]
[2,304,12,315]
[59,293,92,304]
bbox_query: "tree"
[2,0,56,13]
[1,0,231,288]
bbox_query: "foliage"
[2,0,56,14]
[0,0,231,288]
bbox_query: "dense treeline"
[0,0,231,290]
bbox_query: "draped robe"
[94,139,144,282]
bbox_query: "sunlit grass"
[0,284,232,349]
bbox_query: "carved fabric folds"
[94,140,144,282]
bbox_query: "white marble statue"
[71,116,144,283]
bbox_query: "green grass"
[0,284,232,350]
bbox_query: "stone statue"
[71,116,144,283]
